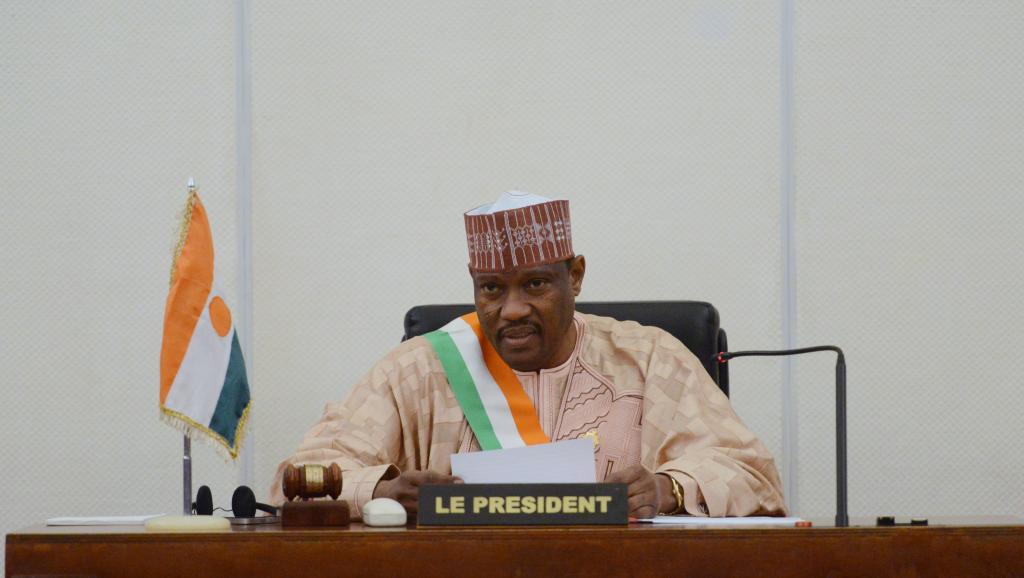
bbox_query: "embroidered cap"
[464,191,573,272]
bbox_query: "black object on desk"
[877,516,929,526]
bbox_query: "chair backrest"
[403,301,729,396]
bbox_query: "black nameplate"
[418,483,628,526]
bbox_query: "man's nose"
[500,288,531,321]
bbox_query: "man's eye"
[527,279,548,290]
[480,283,500,293]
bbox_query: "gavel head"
[282,463,343,501]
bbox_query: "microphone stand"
[717,346,847,527]
[183,435,192,516]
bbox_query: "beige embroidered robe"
[270,312,786,520]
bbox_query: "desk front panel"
[7,518,1024,578]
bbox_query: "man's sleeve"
[267,360,406,521]
[644,333,787,517]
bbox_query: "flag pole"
[182,176,196,517]
[183,435,192,515]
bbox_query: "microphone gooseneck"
[718,345,848,527]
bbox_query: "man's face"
[471,256,586,372]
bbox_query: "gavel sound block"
[281,463,350,527]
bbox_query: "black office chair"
[402,301,729,396]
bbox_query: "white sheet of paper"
[46,514,165,526]
[637,516,807,527]
[451,438,596,484]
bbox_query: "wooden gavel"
[282,463,343,501]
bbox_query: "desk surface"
[8,517,1024,578]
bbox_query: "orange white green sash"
[424,313,549,450]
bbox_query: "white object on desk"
[450,438,596,484]
[363,498,407,527]
[637,516,807,527]
[46,514,165,526]
[144,515,231,532]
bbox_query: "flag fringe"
[169,189,198,288]
[160,402,252,462]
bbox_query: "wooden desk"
[7,517,1023,577]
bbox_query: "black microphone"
[231,486,279,518]
[717,345,847,527]
[192,485,213,516]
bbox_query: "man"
[270,191,785,520]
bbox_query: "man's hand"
[603,465,676,518]
[372,470,463,514]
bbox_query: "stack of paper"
[451,439,596,484]
[637,516,807,527]
[46,514,165,526]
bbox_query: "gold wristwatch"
[663,474,685,515]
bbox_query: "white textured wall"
[793,1,1024,517]
[0,0,244,560]
[2,5,1023,569]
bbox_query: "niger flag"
[160,189,250,458]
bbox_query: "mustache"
[498,323,541,339]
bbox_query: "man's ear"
[568,255,586,297]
